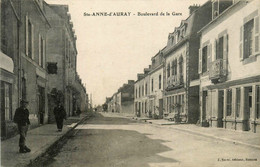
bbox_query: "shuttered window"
[240,14,260,60]
[202,46,208,73]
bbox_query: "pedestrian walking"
[53,102,67,132]
[13,100,31,153]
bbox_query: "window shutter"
[254,16,259,54]
[223,34,228,59]
[43,39,46,68]
[39,34,41,66]
[223,34,228,75]
[26,15,28,56]
[31,24,34,60]
[214,39,217,60]
[207,44,212,71]
[239,26,244,60]
[198,48,202,74]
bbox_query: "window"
[236,88,241,118]
[159,75,162,89]
[47,62,58,74]
[171,60,177,76]
[212,0,233,20]
[257,86,260,119]
[151,79,154,92]
[217,36,224,59]
[226,89,232,116]
[145,83,147,95]
[244,20,254,59]
[135,88,137,98]
[142,85,144,96]
[28,20,33,58]
[181,94,185,113]
[1,82,12,120]
[1,1,7,54]
[167,63,170,78]
[202,46,208,73]
[179,56,183,82]
[171,60,174,76]
[39,35,45,67]
[240,14,259,61]
[139,87,141,97]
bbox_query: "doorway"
[244,87,252,131]
[159,99,163,119]
[38,86,45,125]
[218,90,224,127]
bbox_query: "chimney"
[128,80,135,84]
[189,4,200,15]
[137,74,144,80]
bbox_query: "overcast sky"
[45,0,208,106]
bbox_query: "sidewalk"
[103,112,260,150]
[1,112,90,167]
[146,119,260,150]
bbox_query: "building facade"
[45,3,87,122]
[1,0,19,139]
[198,0,260,132]
[149,51,164,118]
[163,2,212,123]
[0,0,88,139]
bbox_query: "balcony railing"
[209,59,227,81]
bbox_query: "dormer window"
[212,0,233,20]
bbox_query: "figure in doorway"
[53,102,67,132]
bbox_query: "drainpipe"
[18,0,22,107]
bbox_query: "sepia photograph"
[0,0,260,166]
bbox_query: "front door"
[245,87,252,131]
[218,90,224,128]
[38,86,45,125]
[159,99,163,119]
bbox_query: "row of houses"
[0,0,89,139]
[105,80,135,114]
[134,0,260,133]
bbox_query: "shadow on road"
[85,112,139,125]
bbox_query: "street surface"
[42,113,260,167]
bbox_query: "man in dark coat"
[13,100,31,153]
[53,102,67,132]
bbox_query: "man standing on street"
[13,100,31,153]
[53,102,67,132]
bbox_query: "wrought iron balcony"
[209,59,227,82]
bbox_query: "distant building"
[149,51,164,118]
[106,80,135,114]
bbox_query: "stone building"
[163,2,212,123]
[44,3,87,122]
[198,0,260,132]
[1,0,20,139]
[134,73,145,117]
[19,0,51,126]
[117,80,135,114]
[149,51,164,118]
[106,80,134,114]
[0,0,88,139]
